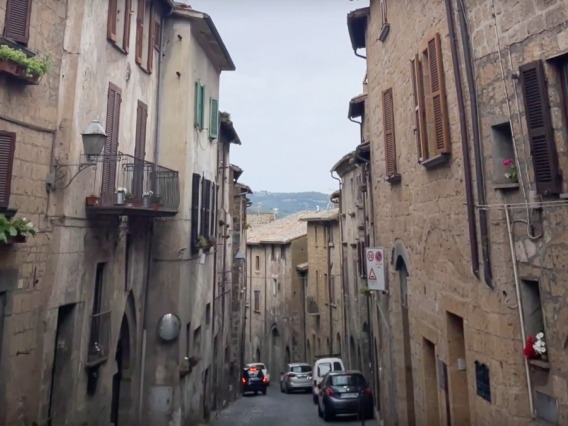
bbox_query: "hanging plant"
[0,45,51,78]
[0,214,38,244]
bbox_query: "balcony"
[85,152,180,217]
[86,310,111,368]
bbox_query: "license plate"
[297,375,306,379]
[342,393,358,398]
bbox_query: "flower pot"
[85,195,100,207]
[115,191,125,205]
[142,195,151,208]
[0,59,41,85]
[12,235,27,243]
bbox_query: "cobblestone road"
[213,386,379,426]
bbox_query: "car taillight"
[287,373,296,381]
[241,378,246,384]
[326,388,335,397]
[262,377,268,383]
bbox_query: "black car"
[241,366,268,395]
[316,370,374,422]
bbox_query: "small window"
[271,245,275,261]
[3,0,32,46]
[280,246,286,261]
[490,122,518,187]
[193,326,201,355]
[185,322,191,356]
[520,279,545,338]
[255,255,260,271]
[383,87,400,181]
[205,303,211,325]
[254,290,260,312]
[329,275,335,304]
[277,281,281,292]
[194,81,205,130]
[272,279,277,296]
[314,225,318,246]
[475,361,491,402]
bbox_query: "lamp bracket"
[48,159,97,191]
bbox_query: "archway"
[269,326,281,376]
[110,314,131,425]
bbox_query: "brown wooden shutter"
[135,0,146,65]
[411,55,428,161]
[428,33,451,154]
[3,0,32,45]
[147,2,154,73]
[101,83,122,202]
[383,88,397,177]
[107,0,118,42]
[0,131,16,208]
[153,18,161,51]
[123,0,132,52]
[520,60,562,195]
[134,101,147,160]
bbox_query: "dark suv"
[241,366,268,396]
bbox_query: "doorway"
[446,313,471,425]
[423,338,440,426]
[110,314,133,425]
[270,327,281,376]
[48,304,76,425]
[399,261,416,426]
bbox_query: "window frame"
[0,131,16,209]
[107,0,132,53]
[3,0,32,46]
[254,290,260,312]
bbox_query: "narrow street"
[213,387,379,426]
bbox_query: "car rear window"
[318,362,331,377]
[251,364,265,370]
[333,362,343,371]
[291,365,312,373]
[330,374,365,386]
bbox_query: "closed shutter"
[382,88,397,177]
[153,18,161,51]
[123,0,132,52]
[101,83,122,202]
[147,2,154,72]
[191,173,201,253]
[428,33,451,154]
[107,0,118,41]
[3,0,32,45]
[209,98,219,139]
[520,60,562,195]
[210,182,217,237]
[411,55,428,161]
[194,82,204,130]
[0,132,16,208]
[201,179,210,237]
[133,101,147,199]
[135,0,145,65]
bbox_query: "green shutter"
[194,81,205,130]
[209,98,219,139]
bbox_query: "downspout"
[444,0,480,279]
[505,206,534,416]
[218,143,228,408]
[349,116,364,145]
[353,49,366,60]
[456,0,493,287]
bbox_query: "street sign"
[365,247,385,291]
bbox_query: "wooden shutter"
[201,179,210,237]
[107,0,118,41]
[191,173,201,253]
[195,82,204,129]
[147,2,154,73]
[153,18,161,51]
[520,60,562,195]
[382,88,397,177]
[132,101,147,199]
[123,0,132,52]
[135,0,145,65]
[428,33,451,154]
[210,182,217,237]
[101,84,122,201]
[209,98,219,139]
[411,55,428,161]
[3,0,32,45]
[0,132,16,208]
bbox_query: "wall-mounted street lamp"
[46,120,107,191]
[234,249,246,261]
[158,313,181,342]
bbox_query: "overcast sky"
[188,0,367,194]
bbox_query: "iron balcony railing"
[87,152,180,215]
[86,310,111,367]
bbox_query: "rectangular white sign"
[365,247,386,291]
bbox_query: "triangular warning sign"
[368,268,377,280]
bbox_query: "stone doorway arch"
[269,326,281,376]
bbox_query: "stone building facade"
[344,0,568,424]
[301,209,344,364]
[245,211,308,378]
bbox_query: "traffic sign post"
[365,247,385,291]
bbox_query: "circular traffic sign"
[367,251,374,261]
[375,251,383,263]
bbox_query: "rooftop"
[247,211,310,245]
[347,7,369,51]
[300,208,339,222]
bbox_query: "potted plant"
[0,215,38,244]
[142,190,153,208]
[197,235,210,252]
[116,187,131,205]
[524,332,547,361]
[0,45,51,84]
[85,194,100,207]
[503,159,518,183]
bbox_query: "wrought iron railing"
[88,152,180,212]
[86,310,111,367]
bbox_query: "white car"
[312,357,345,404]
[246,363,270,385]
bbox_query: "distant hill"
[248,191,334,218]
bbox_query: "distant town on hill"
[247,191,334,218]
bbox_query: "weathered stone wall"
[364,0,532,424]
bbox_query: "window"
[490,122,518,187]
[291,365,312,373]
[327,226,334,244]
[411,33,451,166]
[273,279,277,296]
[254,290,260,312]
[88,263,111,365]
[190,173,201,253]
[200,178,211,238]
[0,131,16,209]
[209,98,219,139]
[331,374,365,387]
[280,246,286,261]
[193,326,201,355]
[101,83,122,200]
[205,303,211,325]
[185,322,191,356]
[107,0,132,53]
[519,60,562,195]
[271,245,275,261]
[277,281,281,292]
[318,362,331,377]
[475,361,491,402]
[132,100,147,199]
[520,279,545,338]
[255,255,260,271]
[383,88,400,181]
[557,56,568,128]
[134,0,156,71]
[194,81,205,130]
[153,16,161,51]
[3,0,32,46]
[330,275,335,304]
[378,0,389,42]
[314,225,318,246]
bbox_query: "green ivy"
[0,45,50,78]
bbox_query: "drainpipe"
[353,49,366,60]
[248,246,253,359]
[455,0,493,287]
[349,116,364,145]
[444,0,480,280]
[505,206,534,416]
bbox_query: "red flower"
[503,159,514,167]
[524,336,537,359]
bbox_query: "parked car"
[246,362,270,385]
[312,357,345,404]
[241,366,267,396]
[279,363,313,393]
[316,370,374,422]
